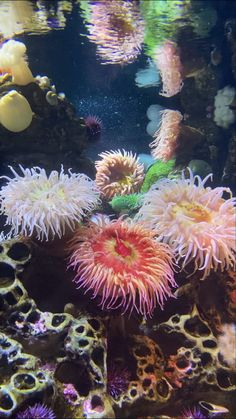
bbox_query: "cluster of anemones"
[155,41,183,97]
[150,109,183,161]
[135,169,236,280]
[85,0,144,64]
[0,165,99,240]
[95,149,145,199]
[67,215,176,318]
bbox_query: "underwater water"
[0,0,235,418]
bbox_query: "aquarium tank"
[0,0,235,418]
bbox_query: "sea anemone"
[67,216,176,318]
[84,0,144,64]
[107,363,131,398]
[84,114,102,138]
[155,41,183,97]
[16,403,55,419]
[0,39,34,85]
[95,149,145,200]
[135,169,236,280]
[0,165,99,241]
[150,109,183,161]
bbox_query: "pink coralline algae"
[155,41,183,97]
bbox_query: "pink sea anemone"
[67,216,176,318]
[150,109,183,161]
[95,149,145,199]
[85,0,144,64]
[155,41,183,97]
[0,166,99,241]
[84,115,102,138]
[135,169,236,280]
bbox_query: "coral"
[136,169,236,279]
[0,236,110,417]
[0,333,54,418]
[112,334,172,411]
[0,90,33,132]
[0,40,34,85]
[217,323,236,368]
[141,159,175,193]
[82,0,144,64]
[67,216,176,318]
[155,41,183,97]
[109,193,143,215]
[157,305,236,392]
[16,403,56,419]
[95,150,144,200]
[107,363,130,399]
[0,165,99,240]
[150,110,183,161]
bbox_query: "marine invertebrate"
[0,39,34,85]
[0,165,99,240]
[84,0,144,64]
[95,150,145,200]
[146,103,165,137]
[136,169,236,279]
[107,363,130,399]
[141,159,175,193]
[109,193,143,215]
[155,41,183,97]
[84,114,102,138]
[150,110,183,161]
[67,216,176,318]
[214,85,236,129]
[0,90,33,132]
[180,406,205,419]
[16,403,56,419]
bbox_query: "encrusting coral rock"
[0,90,33,132]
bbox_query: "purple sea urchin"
[16,403,56,419]
[107,363,131,398]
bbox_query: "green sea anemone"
[141,159,175,193]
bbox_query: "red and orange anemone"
[95,149,144,200]
[67,216,176,318]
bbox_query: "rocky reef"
[0,236,235,418]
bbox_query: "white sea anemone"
[0,166,100,241]
[135,169,236,279]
